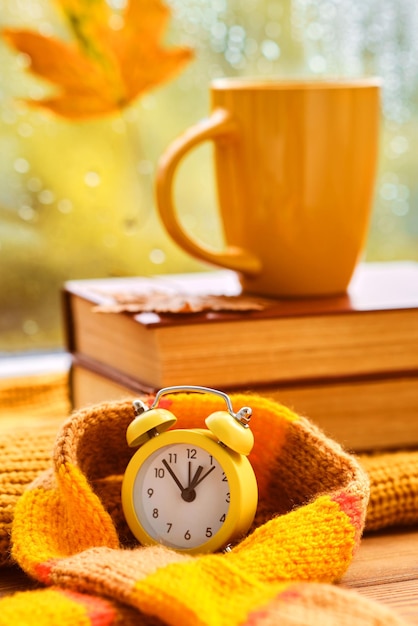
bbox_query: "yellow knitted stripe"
[12,464,119,579]
[129,495,356,626]
[0,588,93,626]
[228,494,357,582]
[12,484,65,578]
[131,558,289,626]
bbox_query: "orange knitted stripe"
[56,463,119,550]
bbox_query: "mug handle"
[155,108,261,276]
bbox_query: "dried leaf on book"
[93,291,267,314]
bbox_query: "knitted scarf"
[1,377,417,625]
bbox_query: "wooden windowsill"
[0,352,71,378]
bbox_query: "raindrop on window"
[225,49,243,66]
[261,40,280,61]
[390,135,409,155]
[106,0,127,8]
[137,160,153,176]
[18,205,37,221]
[38,189,55,205]
[229,25,246,43]
[27,177,42,193]
[211,22,227,39]
[149,248,166,264]
[309,55,327,73]
[38,22,54,37]
[17,123,34,138]
[307,22,324,40]
[84,171,101,187]
[380,183,397,201]
[16,53,31,70]
[58,198,73,214]
[14,158,30,174]
[392,201,409,216]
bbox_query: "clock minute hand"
[179,465,216,503]
[178,465,203,503]
[162,459,185,493]
[181,464,204,503]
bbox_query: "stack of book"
[63,262,418,453]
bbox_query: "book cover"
[63,262,418,389]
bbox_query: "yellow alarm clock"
[122,385,258,555]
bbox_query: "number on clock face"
[132,443,230,549]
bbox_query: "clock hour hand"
[162,459,185,493]
[192,465,216,488]
[180,464,203,503]
[181,464,216,502]
[188,463,203,490]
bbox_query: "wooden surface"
[341,527,418,623]
[1,527,417,622]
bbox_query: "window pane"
[1,0,417,353]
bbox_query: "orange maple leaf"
[2,0,193,120]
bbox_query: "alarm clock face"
[132,442,230,550]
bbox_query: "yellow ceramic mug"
[156,77,381,297]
